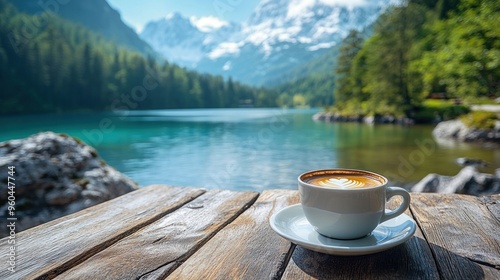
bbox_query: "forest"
[0,0,278,115]
[1,0,498,116]
[331,0,499,118]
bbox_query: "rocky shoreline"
[314,112,500,143]
[432,119,500,143]
[0,132,139,237]
[313,112,415,125]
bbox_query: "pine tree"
[334,30,364,111]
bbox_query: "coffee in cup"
[298,169,410,239]
[305,170,382,189]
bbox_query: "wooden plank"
[411,193,500,279]
[54,189,259,280]
[281,195,440,280]
[165,189,299,280]
[0,185,205,280]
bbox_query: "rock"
[412,166,500,196]
[432,119,500,143]
[313,112,415,125]
[0,132,139,237]
[432,119,464,139]
[411,173,444,193]
[363,115,375,124]
[312,112,328,121]
[455,157,489,168]
[45,187,79,205]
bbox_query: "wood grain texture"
[0,185,205,280]
[2,187,499,280]
[411,193,500,279]
[54,189,259,280]
[165,189,299,280]
[281,196,440,280]
[481,194,500,222]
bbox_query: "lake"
[2,108,499,191]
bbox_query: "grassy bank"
[460,111,499,129]
[324,99,471,124]
[412,100,470,124]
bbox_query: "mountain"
[140,12,241,68]
[7,0,157,58]
[0,0,277,115]
[140,0,393,85]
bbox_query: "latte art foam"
[307,175,381,189]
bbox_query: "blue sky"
[107,0,261,32]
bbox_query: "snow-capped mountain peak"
[140,12,240,68]
[140,0,391,84]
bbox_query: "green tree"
[413,0,500,99]
[367,3,428,115]
[334,30,364,111]
[0,1,278,115]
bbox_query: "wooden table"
[1,185,499,280]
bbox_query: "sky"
[107,0,374,33]
[106,0,261,33]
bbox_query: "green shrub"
[463,97,499,105]
[460,111,498,129]
[413,99,470,123]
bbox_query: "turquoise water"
[1,108,499,191]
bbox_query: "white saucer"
[269,204,416,256]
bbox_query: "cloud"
[190,16,229,32]
[208,42,240,59]
[287,0,315,18]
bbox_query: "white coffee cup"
[298,169,410,239]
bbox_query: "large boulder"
[412,166,500,196]
[0,132,139,236]
[432,119,500,143]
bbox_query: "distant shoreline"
[312,112,416,125]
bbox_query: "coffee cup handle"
[380,187,411,223]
